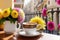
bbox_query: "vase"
[4,21,20,34]
[0,24,4,31]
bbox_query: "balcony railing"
[25,7,60,35]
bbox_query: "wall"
[47,0,60,9]
[0,0,12,9]
[14,0,24,8]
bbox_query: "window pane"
[48,1,50,4]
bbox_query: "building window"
[34,2,35,5]
[22,0,24,2]
[34,8,36,10]
[16,0,20,2]
[45,5,47,8]
[55,0,56,2]
[34,0,36,2]
[40,0,43,3]
[41,0,43,2]
[48,1,50,5]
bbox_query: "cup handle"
[16,23,21,32]
[17,23,21,29]
[17,23,24,32]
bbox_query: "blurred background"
[0,0,60,35]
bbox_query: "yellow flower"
[30,16,46,30]
[36,24,46,30]
[11,10,18,18]
[2,8,10,18]
[0,11,3,19]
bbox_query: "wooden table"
[0,31,60,40]
[0,31,42,40]
[0,31,13,40]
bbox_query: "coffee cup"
[22,22,37,35]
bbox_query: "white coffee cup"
[23,28,37,35]
[22,22,37,35]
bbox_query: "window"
[41,0,43,3]
[45,5,47,8]
[55,0,56,2]
[34,0,36,2]
[15,0,24,3]
[22,0,24,2]
[34,8,36,10]
[16,0,20,2]
[48,1,50,5]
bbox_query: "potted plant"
[0,8,25,34]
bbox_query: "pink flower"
[42,8,47,17]
[18,15,25,23]
[56,0,60,5]
[58,24,60,30]
[47,21,55,31]
[13,8,25,23]
[13,8,20,12]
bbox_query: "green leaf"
[0,18,6,24]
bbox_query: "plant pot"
[4,21,19,34]
[0,24,4,31]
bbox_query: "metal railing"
[25,7,60,35]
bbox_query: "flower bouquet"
[0,8,25,33]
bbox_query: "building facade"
[24,0,39,13]
[14,0,24,9]
[36,0,47,11]
[37,0,60,30]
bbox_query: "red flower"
[56,0,60,5]
[58,24,60,30]
[47,21,55,31]
[42,8,47,17]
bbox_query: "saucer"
[18,30,41,37]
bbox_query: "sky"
[24,0,31,6]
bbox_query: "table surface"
[0,31,42,40]
[0,31,12,40]
[0,31,60,40]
